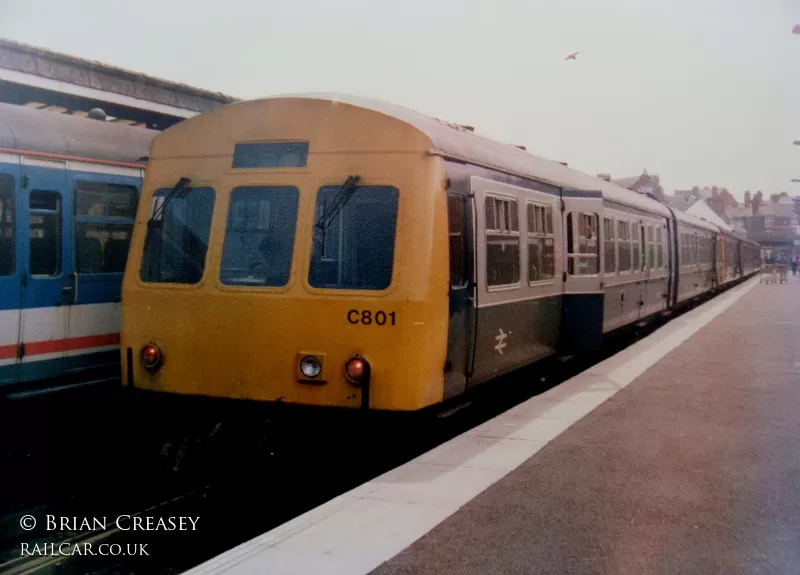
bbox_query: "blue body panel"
[0,157,142,387]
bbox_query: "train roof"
[255,94,731,235]
[0,102,156,165]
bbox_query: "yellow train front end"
[121,98,449,412]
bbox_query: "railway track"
[0,485,211,575]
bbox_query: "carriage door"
[561,190,603,353]
[0,165,20,385]
[444,192,476,400]
[18,159,69,383]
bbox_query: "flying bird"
[565,51,579,60]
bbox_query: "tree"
[708,187,738,219]
[744,191,752,208]
[752,191,763,214]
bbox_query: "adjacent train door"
[65,171,140,376]
[444,192,476,400]
[0,163,20,385]
[561,189,604,352]
[18,158,70,383]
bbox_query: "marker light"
[141,343,162,370]
[300,356,322,379]
[345,356,368,385]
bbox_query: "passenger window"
[485,196,520,286]
[566,212,598,275]
[603,217,616,274]
[631,223,641,272]
[309,185,398,290]
[447,195,467,288]
[647,225,654,270]
[656,227,663,269]
[29,191,62,276]
[527,202,555,283]
[220,186,299,287]
[0,175,13,276]
[75,181,138,273]
[617,220,631,272]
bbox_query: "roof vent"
[515,145,527,151]
[87,108,107,121]
[558,161,568,166]
[458,125,475,132]
[597,173,611,181]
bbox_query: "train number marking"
[494,328,508,355]
[348,310,396,326]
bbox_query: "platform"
[185,274,800,575]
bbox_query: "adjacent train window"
[220,186,299,287]
[75,181,138,273]
[485,196,520,286]
[140,187,215,284]
[566,212,598,275]
[29,191,62,276]
[631,224,641,271]
[617,220,631,272]
[527,202,555,283]
[448,195,468,288]
[603,217,616,274]
[232,142,309,169]
[0,175,13,276]
[309,185,398,290]
[646,225,654,270]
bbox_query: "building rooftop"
[0,38,239,129]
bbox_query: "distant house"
[667,189,700,211]
[610,170,664,200]
[728,194,799,258]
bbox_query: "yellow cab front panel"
[121,98,450,411]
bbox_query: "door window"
[447,195,468,288]
[29,191,62,277]
[0,175,13,276]
[566,212,598,275]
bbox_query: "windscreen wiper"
[149,177,191,226]
[314,175,360,233]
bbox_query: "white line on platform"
[184,278,760,575]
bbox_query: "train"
[120,94,760,416]
[0,102,156,396]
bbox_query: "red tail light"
[345,356,369,385]
[141,343,162,370]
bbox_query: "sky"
[1,0,799,200]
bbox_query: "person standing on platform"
[792,253,798,276]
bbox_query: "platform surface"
[185,275,799,575]
[374,276,799,575]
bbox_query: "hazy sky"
[1,0,799,199]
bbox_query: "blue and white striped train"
[0,103,156,396]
